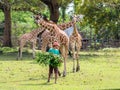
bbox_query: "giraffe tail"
[68,49,72,57]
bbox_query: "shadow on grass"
[67,53,101,62]
[0,76,48,84]
[21,82,53,86]
[100,88,120,90]
[0,52,34,61]
[0,51,116,61]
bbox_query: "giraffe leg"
[76,55,80,72]
[60,46,67,77]
[71,44,76,73]
[19,41,25,60]
[73,58,76,73]
[17,47,20,60]
[63,57,67,77]
[32,42,36,59]
[76,47,80,72]
[72,49,76,72]
[19,47,23,60]
[17,40,22,60]
[76,59,80,72]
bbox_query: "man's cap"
[53,42,60,46]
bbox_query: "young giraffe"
[39,15,83,51]
[34,15,69,77]
[17,27,45,60]
[69,16,82,72]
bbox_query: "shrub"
[0,47,17,53]
[100,47,120,52]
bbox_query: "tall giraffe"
[39,15,83,51]
[34,15,69,77]
[69,16,82,72]
[17,27,45,60]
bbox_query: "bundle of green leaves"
[36,52,63,67]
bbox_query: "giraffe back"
[18,27,45,46]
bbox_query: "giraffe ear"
[34,14,43,20]
[77,14,84,20]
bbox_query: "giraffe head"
[72,14,84,23]
[34,14,55,25]
[34,14,43,24]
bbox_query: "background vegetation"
[0,0,119,48]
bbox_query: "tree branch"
[40,0,51,5]
[12,7,41,15]
[0,2,4,11]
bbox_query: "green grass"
[0,49,120,90]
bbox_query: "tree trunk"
[3,5,12,47]
[48,0,59,23]
[41,0,60,23]
[49,8,59,23]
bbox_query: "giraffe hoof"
[76,66,80,72]
[62,71,66,77]
[73,68,76,73]
[32,57,35,59]
[16,57,19,60]
[62,74,66,77]
[58,72,61,76]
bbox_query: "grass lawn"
[0,48,120,90]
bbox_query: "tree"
[41,0,73,23]
[41,0,60,23]
[0,0,45,47]
[60,1,73,22]
[74,0,120,40]
[0,0,12,47]
[0,0,73,47]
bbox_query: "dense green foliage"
[0,11,38,36]
[0,0,46,14]
[0,11,4,35]
[0,0,120,48]
[11,11,37,37]
[0,47,17,53]
[36,52,63,67]
[75,0,120,40]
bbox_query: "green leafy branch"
[36,52,63,67]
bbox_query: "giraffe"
[57,15,83,30]
[38,15,83,51]
[17,27,45,60]
[69,16,82,72]
[34,15,69,77]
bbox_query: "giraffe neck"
[38,20,58,33]
[73,23,79,35]
[58,20,78,30]
[37,27,45,35]
[30,27,45,36]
